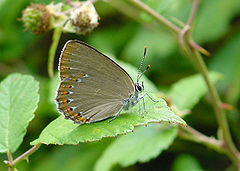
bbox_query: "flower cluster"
[21,1,99,35]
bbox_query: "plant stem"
[6,150,14,171]
[12,144,41,166]
[127,0,181,33]
[48,27,62,78]
[4,144,41,169]
[126,0,209,56]
[192,50,240,162]
[178,126,225,154]
[187,0,200,26]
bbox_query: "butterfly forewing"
[56,40,135,124]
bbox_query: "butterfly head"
[135,81,144,93]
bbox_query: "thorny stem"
[193,50,240,163]
[13,144,41,166]
[180,38,240,164]
[126,0,240,166]
[178,126,225,154]
[4,144,41,169]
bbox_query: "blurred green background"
[0,0,240,170]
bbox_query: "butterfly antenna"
[137,47,147,83]
[137,65,151,83]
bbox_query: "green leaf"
[140,0,182,22]
[168,72,222,114]
[210,31,240,104]
[87,23,138,56]
[171,154,202,171]
[193,0,240,43]
[33,141,109,171]
[122,27,176,67]
[0,73,39,153]
[31,94,185,145]
[94,124,178,171]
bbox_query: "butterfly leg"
[142,97,147,113]
[141,92,159,103]
[109,105,124,122]
[138,101,144,118]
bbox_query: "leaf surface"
[0,73,39,153]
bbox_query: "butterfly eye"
[137,85,142,92]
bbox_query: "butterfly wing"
[55,40,135,124]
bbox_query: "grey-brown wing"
[55,40,135,124]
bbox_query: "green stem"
[178,126,225,154]
[4,144,41,169]
[12,144,41,166]
[48,27,62,78]
[180,38,240,164]
[6,150,14,171]
[192,50,240,162]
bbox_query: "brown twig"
[4,144,41,169]
[13,144,41,166]
[187,0,200,26]
[179,126,225,154]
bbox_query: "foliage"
[0,0,240,170]
[0,74,39,153]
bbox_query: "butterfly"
[55,40,158,124]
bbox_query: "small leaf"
[31,94,186,145]
[0,73,39,153]
[172,154,202,171]
[94,124,178,171]
[33,141,109,171]
[88,23,138,55]
[140,0,183,22]
[168,72,222,112]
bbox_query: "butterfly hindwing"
[55,40,135,124]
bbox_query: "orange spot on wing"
[62,56,70,61]
[62,99,68,106]
[71,78,78,82]
[60,74,69,79]
[79,117,87,123]
[60,65,70,70]
[58,91,69,97]
[66,84,71,88]
[65,107,72,114]
[72,113,87,123]
[60,83,71,89]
